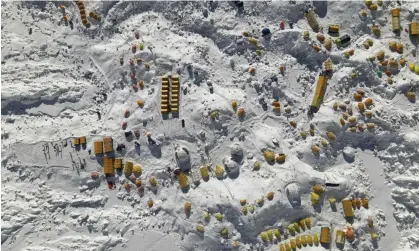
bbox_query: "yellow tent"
[310,74,327,113]
[410,22,419,36]
[103,156,114,174]
[200,166,209,181]
[114,158,123,169]
[320,227,330,244]
[103,137,113,153]
[79,136,86,144]
[94,140,103,154]
[305,10,319,32]
[335,229,345,244]
[178,172,189,189]
[391,8,400,31]
[342,199,354,217]
[125,160,133,175]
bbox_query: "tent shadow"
[176,159,191,172]
[125,134,134,142]
[372,238,379,249]
[193,180,200,187]
[148,145,162,158]
[197,232,204,240]
[313,1,328,18]
[96,154,104,165]
[226,170,240,180]
[345,216,354,224]
[313,204,322,213]
[337,242,345,250]
[105,152,115,158]
[331,202,337,212]
[181,185,190,193]
[135,145,141,156]
[407,98,416,104]
[266,160,275,166]
[150,186,158,195]
[409,35,418,47]
[320,242,330,250]
[137,186,145,197]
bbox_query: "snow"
[2,1,419,251]
[358,151,400,251]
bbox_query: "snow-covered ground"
[2,1,419,251]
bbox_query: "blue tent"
[262,28,271,36]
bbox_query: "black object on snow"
[339,34,351,45]
[148,137,156,145]
[124,131,132,138]
[262,28,271,36]
[116,144,126,152]
[134,141,140,148]
[325,183,340,187]
[174,168,182,176]
[289,22,294,29]
[29,28,32,35]
[182,119,185,128]
[233,1,244,8]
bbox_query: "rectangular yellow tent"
[342,199,354,217]
[94,141,103,154]
[103,136,113,153]
[103,156,114,174]
[335,229,345,244]
[79,136,86,144]
[114,158,123,169]
[320,227,330,244]
[410,22,418,36]
[310,74,328,113]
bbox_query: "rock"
[285,183,301,207]
[199,130,205,139]
[343,147,356,163]
[230,143,243,160]
[175,145,191,171]
[223,157,240,174]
